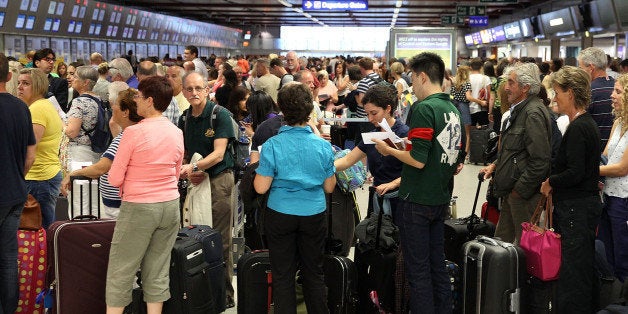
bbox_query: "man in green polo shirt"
[178,72,236,308]
[374,52,464,314]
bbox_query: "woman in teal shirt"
[254,82,336,314]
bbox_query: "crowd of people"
[1,43,628,314]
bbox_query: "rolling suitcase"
[327,186,359,257]
[16,228,47,314]
[444,174,496,265]
[354,196,398,313]
[462,236,526,314]
[44,176,115,314]
[468,126,494,165]
[236,250,273,314]
[163,235,215,314]
[178,225,226,313]
[324,255,359,314]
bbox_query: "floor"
[224,163,487,313]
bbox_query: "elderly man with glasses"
[177,72,237,309]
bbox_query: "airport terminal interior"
[3,0,628,313]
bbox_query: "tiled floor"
[224,163,486,313]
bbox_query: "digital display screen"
[112,26,119,37]
[95,24,101,35]
[92,8,99,21]
[464,34,473,45]
[75,21,82,33]
[88,23,94,34]
[0,0,7,8]
[48,1,56,14]
[540,8,575,36]
[20,0,29,11]
[520,18,534,37]
[109,12,116,23]
[244,33,251,40]
[98,9,105,21]
[71,4,79,18]
[52,18,60,32]
[25,15,35,30]
[55,2,64,15]
[490,25,506,42]
[79,6,86,18]
[480,29,492,44]
[106,25,113,36]
[471,32,482,45]
[504,21,522,40]
[68,20,75,33]
[29,0,39,12]
[0,12,5,27]
[16,14,26,29]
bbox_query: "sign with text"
[441,15,465,25]
[394,32,453,69]
[468,16,489,27]
[302,0,368,11]
[456,5,486,17]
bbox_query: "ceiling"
[107,0,556,30]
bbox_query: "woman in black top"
[540,65,602,313]
[214,69,238,108]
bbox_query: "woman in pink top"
[105,76,184,314]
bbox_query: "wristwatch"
[192,163,199,172]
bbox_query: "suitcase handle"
[71,214,98,220]
[476,235,498,246]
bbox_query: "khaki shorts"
[105,198,179,307]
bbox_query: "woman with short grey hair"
[65,65,105,216]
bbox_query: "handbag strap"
[530,193,554,230]
[530,195,546,226]
[545,193,554,230]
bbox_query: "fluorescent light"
[549,18,563,27]
[395,0,402,8]
[277,0,292,8]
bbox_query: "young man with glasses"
[34,48,68,111]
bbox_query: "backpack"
[80,94,112,154]
[333,146,368,193]
[207,104,250,177]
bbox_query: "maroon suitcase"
[46,176,115,314]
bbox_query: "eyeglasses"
[43,57,55,63]
[185,86,207,93]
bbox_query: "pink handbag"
[520,194,562,281]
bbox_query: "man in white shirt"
[469,58,491,126]
[183,45,208,80]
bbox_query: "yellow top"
[26,98,63,181]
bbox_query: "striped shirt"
[100,133,122,207]
[356,72,381,118]
[589,76,615,151]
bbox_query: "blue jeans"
[395,199,452,314]
[26,171,62,229]
[0,202,24,314]
[598,195,628,281]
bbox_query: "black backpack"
[80,94,112,154]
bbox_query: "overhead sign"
[302,0,368,11]
[456,5,486,16]
[468,16,489,27]
[441,15,465,26]
[480,0,517,3]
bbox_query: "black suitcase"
[462,236,526,314]
[178,225,226,313]
[163,236,215,314]
[445,174,496,265]
[324,255,359,314]
[326,186,359,257]
[354,196,398,313]
[525,275,557,314]
[468,126,494,165]
[237,250,273,314]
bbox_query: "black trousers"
[264,208,329,314]
[553,195,602,313]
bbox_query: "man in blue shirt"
[0,52,37,314]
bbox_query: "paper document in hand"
[361,132,404,149]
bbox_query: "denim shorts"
[454,101,472,126]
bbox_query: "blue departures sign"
[302,0,368,11]
[468,16,489,27]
